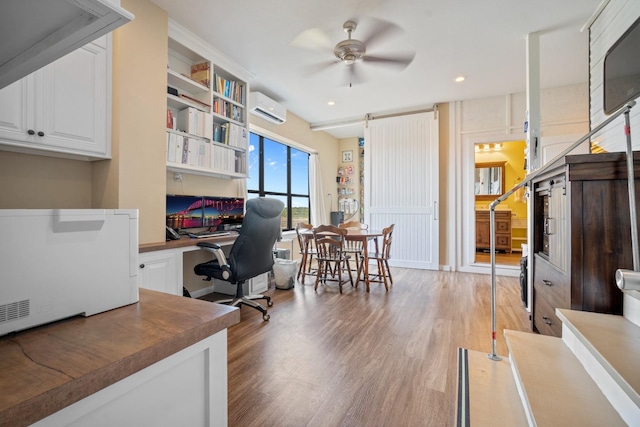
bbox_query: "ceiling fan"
[294,18,415,86]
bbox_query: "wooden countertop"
[139,232,239,253]
[0,289,240,427]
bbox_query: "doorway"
[473,140,527,267]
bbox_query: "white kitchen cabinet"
[138,250,180,295]
[0,37,110,160]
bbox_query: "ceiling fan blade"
[300,59,341,77]
[291,28,333,51]
[359,17,403,50]
[363,52,415,70]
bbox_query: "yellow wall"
[95,0,169,244]
[474,140,527,219]
[0,152,92,208]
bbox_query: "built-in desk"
[139,232,239,254]
[138,233,269,297]
[0,289,240,427]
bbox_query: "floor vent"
[0,300,30,323]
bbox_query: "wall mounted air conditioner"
[249,92,287,124]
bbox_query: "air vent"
[0,300,30,324]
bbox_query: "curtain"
[309,153,327,225]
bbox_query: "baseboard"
[188,285,215,299]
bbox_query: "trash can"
[273,258,298,289]
[330,211,344,226]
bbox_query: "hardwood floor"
[216,268,531,426]
[475,250,523,266]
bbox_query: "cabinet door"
[249,273,269,294]
[138,251,180,295]
[0,38,108,159]
[475,212,490,248]
[547,181,567,271]
[40,39,108,157]
[0,76,33,143]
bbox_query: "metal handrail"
[487,100,636,361]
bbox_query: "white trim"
[581,0,612,32]
[249,124,317,154]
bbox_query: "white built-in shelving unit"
[165,21,250,179]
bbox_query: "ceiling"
[149,0,602,139]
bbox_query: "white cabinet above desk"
[0,37,111,160]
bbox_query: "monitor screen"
[203,196,244,230]
[604,15,640,115]
[166,195,204,229]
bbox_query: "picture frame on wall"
[342,150,353,163]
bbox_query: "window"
[248,133,310,230]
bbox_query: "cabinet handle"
[542,316,552,325]
[543,279,552,286]
[27,129,35,135]
[139,264,145,269]
[37,131,45,137]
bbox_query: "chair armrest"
[197,241,229,268]
[197,241,222,250]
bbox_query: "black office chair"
[194,197,284,321]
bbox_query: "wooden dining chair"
[358,224,394,291]
[295,222,316,283]
[312,224,353,293]
[338,221,368,279]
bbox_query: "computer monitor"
[203,196,244,230]
[166,195,204,230]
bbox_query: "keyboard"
[189,231,231,238]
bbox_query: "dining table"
[302,227,383,292]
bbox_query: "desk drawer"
[533,289,563,337]
[533,254,569,337]
[533,254,569,306]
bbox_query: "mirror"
[475,161,506,200]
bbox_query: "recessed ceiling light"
[328,101,335,106]
[455,76,466,83]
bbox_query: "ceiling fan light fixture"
[334,39,366,64]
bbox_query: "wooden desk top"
[0,289,240,427]
[139,231,239,253]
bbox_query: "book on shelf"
[212,99,244,123]
[167,132,212,169]
[178,93,211,109]
[175,107,212,139]
[212,123,228,144]
[190,62,210,88]
[210,144,238,174]
[226,122,247,149]
[166,109,173,129]
[213,74,245,104]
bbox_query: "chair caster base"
[263,313,270,321]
